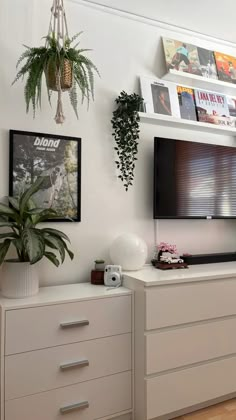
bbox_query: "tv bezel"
[153,137,236,220]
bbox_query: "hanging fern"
[12,33,99,119]
[111,91,144,191]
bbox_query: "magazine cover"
[227,96,236,127]
[10,131,81,221]
[139,76,180,118]
[195,89,230,125]
[197,47,218,79]
[177,86,197,121]
[214,52,236,83]
[162,37,201,75]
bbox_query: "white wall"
[1,0,236,285]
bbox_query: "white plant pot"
[1,262,39,298]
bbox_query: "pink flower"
[157,242,178,254]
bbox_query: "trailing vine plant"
[111,91,144,191]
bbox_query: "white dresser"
[124,262,236,420]
[0,283,132,420]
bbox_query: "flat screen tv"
[154,137,236,219]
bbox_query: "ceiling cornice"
[68,0,236,48]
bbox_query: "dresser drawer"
[145,279,236,330]
[5,295,131,354]
[5,371,132,420]
[146,317,236,375]
[5,333,131,400]
[146,356,236,419]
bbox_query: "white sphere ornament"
[110,233,148,271]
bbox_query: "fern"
[13,32,99,119]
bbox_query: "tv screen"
[154,137,236,219]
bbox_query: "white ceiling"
[83,0,236,43]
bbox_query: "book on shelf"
[177,85,197,121]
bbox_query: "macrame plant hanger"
[47,0,69,124]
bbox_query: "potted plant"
[94,259,105,271]
[111,91,144,191]
[0,177,74,298]
[12,32,99,123]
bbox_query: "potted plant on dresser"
[0,177,74,298]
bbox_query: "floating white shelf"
[139,112,236,136]
[162,69,236,96]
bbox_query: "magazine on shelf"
[195,88,231,126]
[139,76,180,118]
[177,85,197,121]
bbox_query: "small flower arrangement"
[157,242,178,255]
[151,242,178,265]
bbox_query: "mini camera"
[104,265,122,287]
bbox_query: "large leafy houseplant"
[0,177,74,298]
[111,91,144,191]
[0,177,74,266]
[12,32,99,122]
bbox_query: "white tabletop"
[123,262,236,287]
[0,283,131,310]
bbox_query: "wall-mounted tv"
[154,137,236,219]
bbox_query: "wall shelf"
[139,112,236,136]
[162,69,236,96]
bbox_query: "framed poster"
[140,76,180,117]
[9,130,81,222]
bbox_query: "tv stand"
[124,262,236,419]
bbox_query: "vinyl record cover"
[214,52,236,84]
[227,96,236,127]
[162,37,202,75]
[195,89,230,125]
[177,86,197,121]
[197,47,218,79]
[140,76,180,118]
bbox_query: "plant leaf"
[0,233,17,239]
[41,228,70,243]
[0,222,17,229]
[8,197,20,210]
[44,235,65,263]
[61,239,74,260]
[19,177,45,217]
[0,239,11,265]
[0,203,20,223]
[22,228,45,264]
[45,252,60,267]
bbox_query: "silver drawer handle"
[60,320,89,329]
[60,359,89,371]
[60,401,89,415]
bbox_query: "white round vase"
[110,233,148,271]
[1,262,39,299]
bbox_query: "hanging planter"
[111,91,144,191]
[12,0,99,124]
[45,59,73,91]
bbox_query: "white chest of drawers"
[0,283,132,420]
[124,262,236,420]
